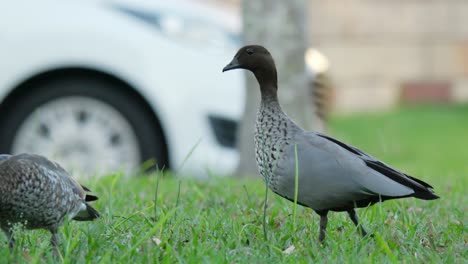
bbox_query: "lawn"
[1,104,467,263]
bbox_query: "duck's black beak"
[222,57,240,72]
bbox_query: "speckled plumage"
[254,97,298,193]
[0,153,100,251]
[223,45,438,242]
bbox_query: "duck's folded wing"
[314,133,439,200]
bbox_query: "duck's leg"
[49,229,61,257]
[347,209,368,237]
[317,210,329,243]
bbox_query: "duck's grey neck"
[254,67,278,100]
[258,85,301,132]
[259,89,286,120]
[260,87,279,104]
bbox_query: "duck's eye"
[246,49,254,55]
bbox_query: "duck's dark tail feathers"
[405,175,440,200]
[364,160,440,201]
[73,203,101,221]
[85,194,98,202]
[412,189,440,200]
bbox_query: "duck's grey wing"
[46,156,99,202]
[35,155,99,201]
[314,133,438,200]
[274,135,374,211]
[11,154,89,200]
[274,131,438,211]
[0,155,14,209]
[38,156,99,202]
[0,154,12,183]
[0,154,38,181]
[40,156,99,201]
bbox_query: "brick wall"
[308,0,468,112]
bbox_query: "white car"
[0,0,245,178]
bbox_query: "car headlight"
[114,5,239,50]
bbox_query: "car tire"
[0,76,168,175]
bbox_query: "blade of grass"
[293,144,299,233]
[176,138,202,174]
[374,232,398,264]
[263,180,269,242]
[120,208,177,259]
[175,180,182,208]
[154,171,161,221]
[173,180,182,221]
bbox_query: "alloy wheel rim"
[12,96,141,177]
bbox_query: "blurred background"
[212,0,468,111]
[0,0,466,178]
[308,0,468,112]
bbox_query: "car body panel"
[0,0,245,177]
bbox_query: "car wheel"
[0,76,167,176]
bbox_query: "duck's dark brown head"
[223,45,274,72]
[223,45,278,94]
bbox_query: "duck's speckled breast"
[254,100,297,192]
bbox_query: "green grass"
[2,104,467,263]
